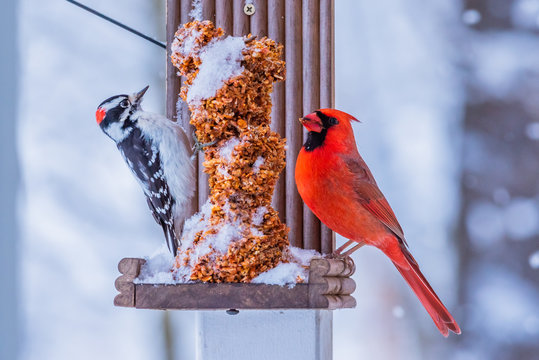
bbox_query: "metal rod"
[285,0,304,248]
[250,0,268,37]
[216,0,233,35]
[268,0,286,224]
[302,0,321,252]
[233,0,250,36]
[197,0,216,208]
[66,0,166,49]
[319,0,335,254]
[178,0,199,212]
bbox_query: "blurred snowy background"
[1,0,538,359]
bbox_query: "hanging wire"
[65,0,166,49]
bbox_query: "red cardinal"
[295,109,460,337]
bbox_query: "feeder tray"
[114,257,356,310]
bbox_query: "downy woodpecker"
[96,86,196,255]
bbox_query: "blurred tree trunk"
[457,0,539,358]
[0,0,19,359]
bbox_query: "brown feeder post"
[167,0,335,255]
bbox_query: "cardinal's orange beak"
[299,114,323,133]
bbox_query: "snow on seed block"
[170,20,294,283]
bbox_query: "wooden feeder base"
[114,257,356,310]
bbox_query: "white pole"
[196,310,333,360]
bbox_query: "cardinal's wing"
[343,155,405,242]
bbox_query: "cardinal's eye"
[329,117,338,125]
[120,99,130,108]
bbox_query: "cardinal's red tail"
[392,249,461,337]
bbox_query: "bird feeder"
[114,0,356,311]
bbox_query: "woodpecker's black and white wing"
[117,127,179,255]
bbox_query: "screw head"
[226,309,240,315]
[243,3,255,16]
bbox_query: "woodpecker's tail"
[162,224,180,257]
[393,248,461,337]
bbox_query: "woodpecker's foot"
[244,35,257,43]
[192,133,217,153]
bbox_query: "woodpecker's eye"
[120,99,130,109]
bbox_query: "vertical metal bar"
[268,0,286,223]
[319,0,334,254]
[168,1,198,217]
[178,0,199,213]
[179,0,192,136]
[216,0,233,35]
[202,0,216,22]
[180,0,191,25]
[233,0,250,36]
[250,0,268,37]
[302,0,321,252]
[180,0,191,134]
[197,0,216,208]
[285,0,303,248]
[166,0,181,122]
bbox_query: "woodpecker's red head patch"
[96,107,106,125]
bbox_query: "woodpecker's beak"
[299,114,323,133]
[132,85,149,106]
